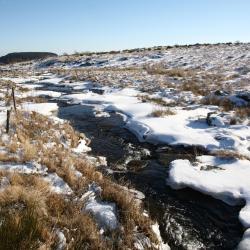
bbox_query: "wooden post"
[6,109,11,134]
[11,87,16,112]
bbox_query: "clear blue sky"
[0,0,249,56]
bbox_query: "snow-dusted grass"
[1,43,250,249]
[0,105,161,249]
[150,107,176,117]
[83,183,119,231]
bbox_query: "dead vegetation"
[145,63,195,78]
[138,95,169,106]
[201,96,234,111]
[0,177,108,250]
[234,107,250,120]
[211,150,250,161]
[202,95,250,121]
[179,80,208,96]
[17,96,48,104]
[0,180,52,250]
[150,107,176,117]
[0,109,159,249]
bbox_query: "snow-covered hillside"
[0,43,249,249]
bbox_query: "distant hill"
[0,52,57,64]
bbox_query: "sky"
[0,0,250,56]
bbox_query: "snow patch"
[73,139,91,153]
[82,183,118,232]
[44,173,73,195]
[22,102,58,116]
[167,156,250,248]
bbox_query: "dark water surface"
[57,103,244,250]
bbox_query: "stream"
[56,102,244,250]
[32,79,244,249]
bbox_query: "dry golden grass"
[145,63,195,78]
[201,96,234,111]
[17,86,30,93]
[46,194,108,250]
[74,159,159,247]
[0,184,52,250]
[180,80,208,96]
[17,96,47,104]
[150,107,176,117]
[101,180,159,248]
[0,172,108,249]
[21,140,38,162]
[8,139,19,153]
[0,108,159,249]
[234,107,250,120]
[0,152,19,163]
[138,95,169,106]
[66,214,108,250]
[211,150,250,161]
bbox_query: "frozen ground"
[0,43,250,249]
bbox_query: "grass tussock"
[150,107,176,117]
[138,95,169,106]
[17,86,30,93]
[234,107,250,120]
[211,150,250,161]
[0,109,159,249]
[0,152,19,163]
[21,140,38,162]
[145,63,195,77]
[101,181,159,248]
[8,139,19,153]
[180,80,208,96]
[0,180,107,250]
[17,96,47,104]
[201,96,234,111]
[0,185,52,250]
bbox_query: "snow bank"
[55,230,67,250]
[167,156,250,248]
[238,229,250,250]
[59,89,250,158]
[73,139,91,153]
[134,223,170,250]
[0,108,7,126]
[22,102,58,116]
[19,90,62,98]
[38,77,63,85]
[0,162,72,195]
[85,199,118,231]
[152,223,171,250]
[44,173,73,195]
[17,83,44,89]
[0,162,47,174]
[81,183,118,232]
[1,77,38,84]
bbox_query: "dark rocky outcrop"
[0,52,57,64]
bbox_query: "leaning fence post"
[6,108,11,134]
[11,86,16,112]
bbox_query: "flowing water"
[34,80,243,249]
[56,102,244,250]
